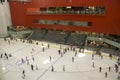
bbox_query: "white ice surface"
[0,38,119,80]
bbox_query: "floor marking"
[36,56,61,80]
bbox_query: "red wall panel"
[9,0,120,35]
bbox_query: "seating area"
[66,32,87,47]
[43,30,67,44]
[29,29,47,41]
[28,29,87,47]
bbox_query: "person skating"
[105,72,108,78]
[92,62,95,68]
[109,66,111,72]
[0,53,3,58]
[109,53,112,59]
[99,67,102,72]
[101,55,103,59]
[72,57,74,62]
[32,56,35,61]
[75,51,77,57]
[42,47,45,52]
[115,64,119,73]
[36,65,38,70]
[49,56,52,61]
[61,53,63,57]
[48,44,50,48]
[92,54,94,60]
[63,65,65,72]
[51,66,54,72]
[31,64,34,71]
[21,58,24,63]
[58,50,61,55]
[22,70,25,79]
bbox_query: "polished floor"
[0,38,119,80]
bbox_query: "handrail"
[26,31,34,40]
[87,36,120,48]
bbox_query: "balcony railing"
[34,20,92,27]
[27,6,105,15]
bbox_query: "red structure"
[9,0,120,35]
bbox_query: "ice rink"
[0,38,119,80]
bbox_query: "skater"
[109,66,111,72]
[47,44,49,48]
[4,37,7,41]
[31,64,34,71]
[101,55,103,59]
[115,64,119,73]
[36,42,38,45]
[79,48,81,52]
[64,48,67,53]
[73,48,75,51]
[98,52,101,57]
[99,67,102,72]
[8,54,12,57]
[0,53,3,58]
[105,72,108,78]
[63,65,65,72]
[42,47,45,52]
[58,50,61,55]
[67,47,69,51]
[8,40,10,44]
[92,54,94,60]
[32,48,34,51]
[82,48,84,53]
[70,46,72,50]
[22,70,25,79]
[36,65,38,70]
[4,53,8,60]
[109,53,112,59]
[26,56,28,61]
[117,58,120,65]
[51,66,54,72]
[118,76,120,80]
[21,58,24,63]
[72,57,74,62]
[63,50,65,54]
[61,53,63,57]
[118,72,120,80]
[27,59,29,65]
[4,53,7,57]
[16,39,17,42]
[92,62,95,68]
[32,56,35,61]
[49,56,52,61]
[75,51,77,57]
[60,45,62,49]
